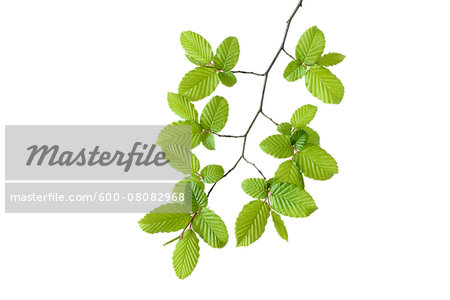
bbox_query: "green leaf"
[167,92,198,121]
[259,134,293,158]
[200,96,229,132]
[273,160,304,189]
[180,31,213,65]
[318,52,345,67]
[269,182,318,218]
[305,65,344,104]
[218,70,237,87]
[188,121,204,148]
[192,153,200,173]
[157,120,202,149]
[185,54,206,67]
[200,164,224,184]
[271,211,288,242]
[177,176,205,192]
[201,132,215,150]
[138,203,191,234]
[294,144,338,180]
[161,144,192,174]
[277,122,292,135]
[172,229,200,279]
[191,181,208,210]
[283,60,307,82]
[178,67,220,102]
[290,104,318,128]
[157,122,191,148]
[213,36,240,70]
[193,207,228,248]
[295,26,325,65]
[241,178,268,199]
[235,200,270,247]
[173,180,208,211]
[291,129,309,151]
[304,126,320,146]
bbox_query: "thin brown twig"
[282,48,296,60]
[213,132,245,138]
[207,0,304,197]
[231,70,265,76]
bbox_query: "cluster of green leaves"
[139,31,240,279]
[139,25,345,279]
[235,104,338,246]
[284,26,345,104]
[179,31,240,101]
[138,155,228,279]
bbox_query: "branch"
[232,70,265,76]
[207,156,242,197]
[282,48,296,60]
[261,111,279,126]
[243,156,266,180]
[213,132,245,138]
[207,0,304,197]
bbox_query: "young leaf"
[305,65,344,104]
[295,26,325,66]
[277,122,292,135]
[283,60,307,82]
[167,92,198,121]
[200,164,224,184]
[318,52,345,67]
[304,126,320,146]
[294,144,338,180]
[191,181,208,210]
[260,134,293,158]
[161,144,192,174]
[290,104,318,128]
[157,120,203,148]
[193,207,229,248]
[138,203,191,234]
[172,229,200,279]
[189,175,204,189]
[269,182,318,218]
[180,31,214,65]
[235,200,270,247]
[192,153,200,173]
[178,67,220,101]
[213,36,240,70]
[271,211,288,242]
[218,70,237,87]
[291,129,309,151]
[273,160,304,189]
[174,180,208,211]
[157,122,192,148]
[174,177,205,197]
[201,132,215,150]
[241,178,269,199]
[200,96,229,132]
[185,54,206,67]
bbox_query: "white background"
[1,0,449,299]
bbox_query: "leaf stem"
[207,0,304,197]
[163,236,180,246]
